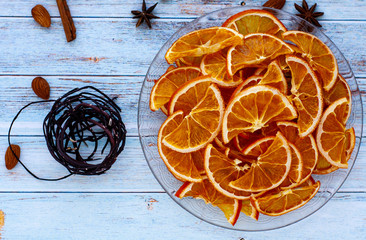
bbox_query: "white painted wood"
[0,136,163,192]
[0,136,364,192]
[0,192,364,239]
[0,0,365,20]
[0,19,365,76]
[0,0,365,237]
[0,76,142,136]
[0,76,364,136]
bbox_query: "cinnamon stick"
[56,0,76,42]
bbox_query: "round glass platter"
[138,6,363,231]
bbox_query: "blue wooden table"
[0,0,365,239]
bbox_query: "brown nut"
[31,5,51,28]
[5,145,20,170]
[263,0,286,9]
[32,77,50,100]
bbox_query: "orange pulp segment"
[229,132,292,192]
[324,74,352,124]
[230,75,263,100]
[200,50,243,87]
[204,144,259,200]
[286,55,323,137]
[280,142,303,189]
[222,85,297,143]
[316,98,355,168]
[282,30,338,91]
[227,33,293,76]
[222,9,287,38]
[176,56,203,68]
[150,66,202,111]
[313,154,339,175]
[241,200,259,221]
[165,27,244,64]
[175,178,242,225]
[164,79,224,153]
[276,121,318,184]
[251,181,320,216]
[260,59,288,94]
[158,111,204,182]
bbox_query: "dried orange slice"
[165,27,244,64]
[316,98,356,168]
[175,178,242,225]
[176,56,203,67]
[164,78,224,153]
[200,51,243,87]
[260,60,287,94]
[324,74,352,123]
[324,75,351,105]
[231,60,287,96]
[277,121,318,184]
[300,176,316,187]
[222,85,297,143]
[313,154,338,175]
[279,143,303,189]
[158,111,204,182]
[241,200,259,221]
[229,132,292,192]
[222,9,287,38]
[166,65,176,72]
[254,67,267,76]
[227,33,293,76]
[233,132,264,152]
[286,55,323,137]
[231,75,263,99]
[204,144,259,200]
[282,31,338,91]
[160,105,169,116]
[169,76,213,115]
[150,66,202,111]
[261,122,280,137]
[251,181,320,216]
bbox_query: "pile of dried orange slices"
[149,9,355,225]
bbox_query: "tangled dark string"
[8,86,127,181]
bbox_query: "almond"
[263,0,286,9]
[5,145,20,170]
[32,77,50,100]
[31,5,51,28]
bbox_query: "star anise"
[131,0,159,29]
[295,0,324,27]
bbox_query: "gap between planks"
[1,15,366,21]
[0,190,362,194]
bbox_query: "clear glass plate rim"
[138,5,364,231]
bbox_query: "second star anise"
[295,0,324,27]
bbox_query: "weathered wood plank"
[0,192,364,239]
[0,0,366,20]
[0,136,364,192]
[0,76,364,137]
[0,76,142,136]
[0,19,365,76]
[0,136,163,192]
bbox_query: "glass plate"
[138,6,363,231]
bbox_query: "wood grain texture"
[0,76,364,137]
[0,136,163,192]
[0,76,142,136]
[0,19,365,76]
[0,0,365,237]
[0,0,365,20]
[0,136,364,192]
[0,192,364,239]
